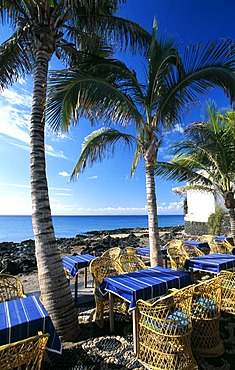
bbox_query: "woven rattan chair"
[101,247,121,259]
[124,247,137,255]
[89,257,127,328]
[0,331,49,370]
[196,235,217,253]
[182,243,205,258]
[0,274,26,302]
[219,270,235,315]
[167,243,188,270]
[118,254,147,273]
[164,239,184,249]
[214,239,234,254]
[136,285,198,370]
[191,276,224,357]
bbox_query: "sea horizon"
[0,214,184,243]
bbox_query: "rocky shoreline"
[0,226,184,276]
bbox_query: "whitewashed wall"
[185,190,225,222]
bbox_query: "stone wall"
[185,212,231,236]
[184,220,210,236]
[220,213,231,235]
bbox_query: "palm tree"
[46,21,235,267]
[0,0,150,341]
[155,102,235,236]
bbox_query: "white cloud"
[49,186,72,192]
[158,200,183,212]
[0,87,67,159]
[87,176,98,180]
[0,105,30,143]
[0,183,30,189]
[55,193,72,196]
[45,144,67,159]
[172,123,184,134]
[1,88,32,107]
[59,171,70,177]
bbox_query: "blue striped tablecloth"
[213,236,234,245]
[62,254,95,277]
[0,296,61,354]
[136,246,167,256]
[99,266,193,311]
[183,240,210,252]
[184,253,235,274]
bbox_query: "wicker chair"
[101,247,121,259]
[164,239,184,249]
[118,254,147,273]
[89,257,127,328]
[196,235,217,253]
[124,247,137,255]
[0,331,49,370]
[219,270,235,315]
[182,243,205,258]
[136,285,198,370]
[0,274,26,302]
[191,276,224,357]
[214,239,234,254]
[167,243,188,270]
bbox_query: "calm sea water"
[0,215,184,243]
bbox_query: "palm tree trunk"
[145,161,163,267]
[30,50,80,341]
[228,208,235,237]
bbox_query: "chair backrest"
[191,276,222,320]
[136,285,197,370]
[166,242,188,270]
[196,235,217,252]
[124,247,137,255]
[214,239,234,254]
[0,331,49,370]
[219,270,235,315]
[101,247,121,259]
[89,257,123,287]
[118,254,146,273]
[182,243,204,258]
[0,274,26,302]
[163,239,183,249]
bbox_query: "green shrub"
[208,206,225,235]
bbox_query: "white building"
[185,189,226,223]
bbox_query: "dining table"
[183,239,210,253]
[62,254,95,301]
[184,253,235,274]
[99,266,193,353]
[213,236,234,245]
[0,295,62,354]
[136,246,168,267]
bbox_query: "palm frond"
[0,30,34,89]
[70,127,136,180]
[155,160,212,186]
[47,59,144,131]
[155,39,235,126]
[131,141,143,178]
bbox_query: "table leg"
[84,267,87,288]
[109,292,114,333]
[164,256,168,268]
[132,309,138,354]
[74,274,78,302]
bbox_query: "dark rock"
[0,226,184,275]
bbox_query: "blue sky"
[0,0,234,216]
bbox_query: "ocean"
[0,215,184,243]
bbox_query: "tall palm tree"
[0,0,150,341]
[155,102,235,236]
[47,21,235,267]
